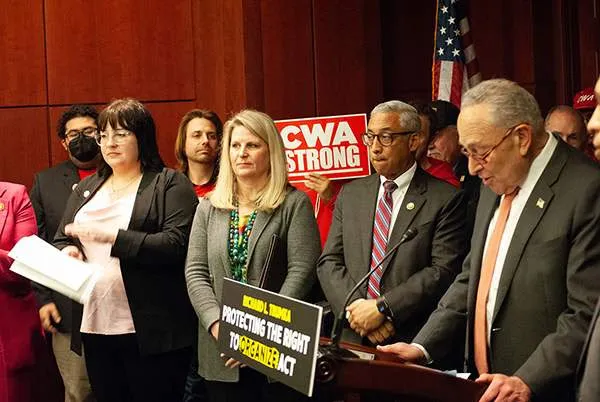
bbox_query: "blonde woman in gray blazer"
[185,110,320,402]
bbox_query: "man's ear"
[408,133,420,153]
[516,124,534,156]
[61,139,68,152]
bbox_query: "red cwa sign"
[275,114,371,183]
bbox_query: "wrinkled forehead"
[456,104,497,148]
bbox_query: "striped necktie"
[367,180,397,299]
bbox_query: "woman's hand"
[65,223,118,245]
[61,245,84,260]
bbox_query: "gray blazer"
[414,139,600,402]
[185,187,321,382]
[317,168,467,346]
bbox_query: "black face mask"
[68,135,100,162]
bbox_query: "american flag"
[432,0,482,107]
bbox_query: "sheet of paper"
[8,235,100,304]
[8,235,94,290]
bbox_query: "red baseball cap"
[573,87,596,110]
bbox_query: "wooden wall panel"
[312,0,383,116]
[146,101,197,169]
[260,0,315,120]
[48,106,69,167]
[45,0,195,104]
[0,1,47,106]
[0,108,49,187]
[576,0,600,89]
[380,0,435,103]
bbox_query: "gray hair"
[544,105,587,133]
[461,79,544,134]
[370,100,421,132]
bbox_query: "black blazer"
[30,160,82,332]
[54,168,198,356]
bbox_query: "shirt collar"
[517,131,558,195]
[379,162,417,191]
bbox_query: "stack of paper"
[9,235,100,304]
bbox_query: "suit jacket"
[30,160,81,332]
[454,154,481,240]
[185,188,321,382]
[414,140,600,402]
[53,168,198,356]
[317,168,467,346]
[0,182,47,400]
[576,298,600,401]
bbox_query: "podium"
[315,339,487,402]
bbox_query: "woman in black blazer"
[54,98,198,402]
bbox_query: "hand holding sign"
[304,173,334,202]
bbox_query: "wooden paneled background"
[1,0,599,188]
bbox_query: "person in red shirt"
[409,101,460,187]
[175,110,223,198]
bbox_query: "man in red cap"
[573,87,596,123]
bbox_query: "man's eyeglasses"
[95,130,134,146]
[65,127,98,141]
[460,124,521,164]
[362,131,415,147]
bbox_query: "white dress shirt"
[483,132,557,342]
[377,162,417,239]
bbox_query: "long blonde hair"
[209,110,289,212]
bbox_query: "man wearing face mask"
[30,104,101,402]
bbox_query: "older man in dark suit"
[379,79,600,402]
[317,100,467,352]
[578,76,600,402]
[30,104,101,402]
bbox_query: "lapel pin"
[83,190,90,198]
[0,202,4,211]
[406,202,415,211]
[72,183,78,191]
[460,175,465,182]
[536,198,544,209]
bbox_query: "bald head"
[544,105,587,151]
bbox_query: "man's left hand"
[476,374,532,402]
[346,298,385,336]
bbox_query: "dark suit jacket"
[30,160,81,332]
[576,298,600,401]
[454,155,481,240]
[54,168,198,356]
[414,139,600,402]
[317,168,467,346]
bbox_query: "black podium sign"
[219,278,323,396]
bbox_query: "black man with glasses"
[30,104,100,402]
[317,100,467,366]
[379,79,600,402]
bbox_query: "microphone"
[329,227,418,348]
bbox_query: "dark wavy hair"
[97,98,165,177]
[175,109,223,183]
[57,104,99,140]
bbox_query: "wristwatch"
[376,296,393,320]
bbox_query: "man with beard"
[175,109,222,198]
[174,109,222,402]
[31,104,101,402]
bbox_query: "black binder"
[258,234,287,292]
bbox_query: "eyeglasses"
[65,127,98,141]
[460,124,520,164]
[95,130,134,146]
[362,131,415,147]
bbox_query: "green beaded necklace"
[228,209,258,283]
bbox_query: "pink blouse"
[76,187,137,335]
